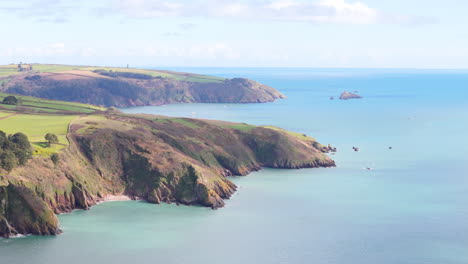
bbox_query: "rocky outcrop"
[339,91,362,100]
[0,113,334,237]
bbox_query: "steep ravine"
[0,114,334,238]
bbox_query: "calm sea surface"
[1,68,468,264]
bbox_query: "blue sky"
[0,0,467,68]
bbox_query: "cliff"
[0,66,285,107]
[0,112,334,238]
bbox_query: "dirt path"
[0,112,18,120]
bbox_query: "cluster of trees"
[93,70,153,80]
[0,131,32,172]
[2,95,18,105]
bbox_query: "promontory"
[0,64,285,107]
[0,93,334,238]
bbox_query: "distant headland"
[0,64,285,107]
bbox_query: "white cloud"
[1,42,73,58]
[266,0,299,10]
[113,0,434,25]
[315,0,379,24]
[0,0,72,23]
[0,0,434,25]
[140,42,240,60]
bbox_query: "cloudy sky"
[0,0,467,68]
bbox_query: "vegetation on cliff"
[0,64,285,107]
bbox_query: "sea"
[1,68,468,264]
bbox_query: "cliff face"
[0,114,334,237]
[0,184,60,238]
[2,74,285,107]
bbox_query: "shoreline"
[96,195,138,204]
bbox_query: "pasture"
[0,112,76,155]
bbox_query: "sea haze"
[2,68,468,264]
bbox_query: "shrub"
[2,95,18,105]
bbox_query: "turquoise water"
[2,68,468,263]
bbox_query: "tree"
[9,132,32,165]
[9,132,31,150]
[1,150,17,172]
[45,133,59,147]
[2,95,18,105]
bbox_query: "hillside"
[0,64,285,107]
[0,93,334,238]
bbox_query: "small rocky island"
[339,91,362,100]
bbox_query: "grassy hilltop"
[0,64,285,107]
[0,93,333,238]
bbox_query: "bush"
[2,95,18,105]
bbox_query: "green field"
[0,113,76,155]
[0,92,105,114]
[0,64,225,83]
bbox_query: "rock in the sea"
[339,91,362,100]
